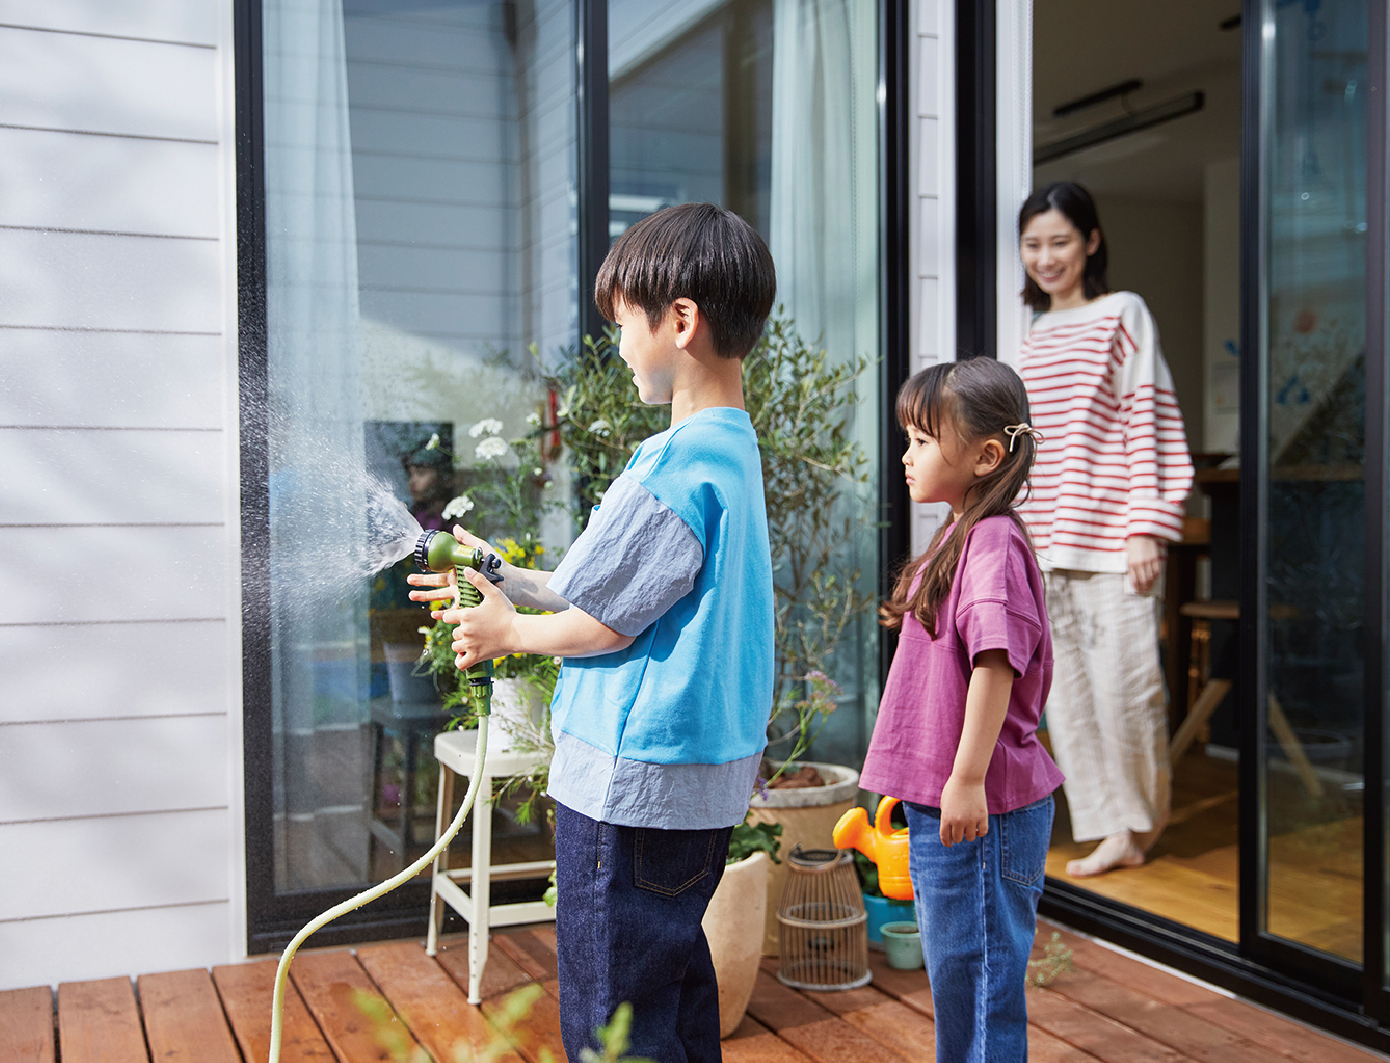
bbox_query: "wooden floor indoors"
[3,919,1386,1063]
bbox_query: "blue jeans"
[553,802,731,1063]
[905,795,1054,1063]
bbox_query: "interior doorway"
[1028,0,1245,942]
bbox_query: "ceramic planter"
[702,851,769,1038]
[747,761,860,955]
[862,892,915,950]
[880,920,924,970]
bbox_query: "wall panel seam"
[0,122,216,146]
[0,224,217,242]
[0,22,215,49]
[0,898,229,924]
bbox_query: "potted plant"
[703,818,782,1037]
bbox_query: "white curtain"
[769,0,879,370]
[264,0,369,887]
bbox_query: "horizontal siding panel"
[0,715,227,822]
[352,155,512,208]
[0,229,221,333]
[342,18,507,73]
[0,26,216,141]
[0,525,226,625]
[0,330,224,429]
[0,1,220,46]
[355,200,508,251]
[347,110,513,163]
[358,290,513,341]
[0,126,219,237]
[0,428,224,524]
[0,901,229,991]
[0,808,227,921]
[346,64,511,121]
[0,620,228,724]
[357,245,512,300]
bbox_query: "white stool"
[425,727,556,1003]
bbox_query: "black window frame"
[234,0,913,953]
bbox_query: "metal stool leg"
[426,761,455,957]
[468,769,493,1005]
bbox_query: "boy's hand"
[939,775,989,847]
[406,524,498,606]
[439,567,517,670]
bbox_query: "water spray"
[267,530,504,1063]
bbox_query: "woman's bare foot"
[1066,831,1146,878]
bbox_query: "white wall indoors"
[0,0,243,987]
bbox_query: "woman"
[1015,182,1194,878]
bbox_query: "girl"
[861,356,1063,1063]
[1014,182,1193,878]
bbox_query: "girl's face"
[902,423,979,515]
[1019,208,1100,309]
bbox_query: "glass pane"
[263,0,574,892]
[1261,0,1368,962]
[607,0,883,767]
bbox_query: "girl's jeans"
[554,802,732,1063]
[905,795,1054,1063]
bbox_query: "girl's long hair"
[1018,181,1110,311]
[880,357,1038,637]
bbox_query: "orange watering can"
[833,796,913,901]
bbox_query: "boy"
[410,202,777,1062]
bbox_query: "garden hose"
[267,532,503,1063]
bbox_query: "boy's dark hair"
[594,202,776,358]
[1018,181,1110,311]
[880,356,1038,638]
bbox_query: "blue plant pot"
[880,920,924,970]
[862,892,916,950]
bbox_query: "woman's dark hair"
[594,202,777,358]
[880,357,1038,637]
[1018,181,1109,311]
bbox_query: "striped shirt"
[1018,291,1193,573]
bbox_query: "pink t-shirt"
[860,515,1063,814]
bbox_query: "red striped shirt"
[1017,292,1194,572]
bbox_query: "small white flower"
[526,411,542,427]
[588,419,612,437]
[476,436,510,461]
[441,494,475,519]
[418,626,432,636]
[543,481,554,490]
[469,418,505,438]
[425,432,441,450]
[533,466,543,476]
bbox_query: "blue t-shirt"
[544,406,775,829]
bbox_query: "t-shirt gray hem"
[545,730,761,829]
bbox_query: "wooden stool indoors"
[1169,599,1322,797]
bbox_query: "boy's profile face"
[612,297,683,405]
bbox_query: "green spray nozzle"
[412,530,503,715]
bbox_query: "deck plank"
[778,1015,916,1063]
[481,978,565,1063]
[290,949,426,1063]
[56,977,149,1063]
[137,969,242,1063]
[493,930,559,983]
[434,934,536,1000]
[0,986,55,1063]
[356,941,526,1063]
[721,1015,817,1063]
[1026,989,1187,1063]
[212,960,334,1062]
[1185,997,1390,1063]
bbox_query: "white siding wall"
[0,0,241,987]
[911,0,956,552]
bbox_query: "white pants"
[1044,570,1170,843]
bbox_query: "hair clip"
[1003,423,1044,452]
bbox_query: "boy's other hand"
[406,524,498,605]
[440,566,517,669]
[939,775,989,847]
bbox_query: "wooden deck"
[2,919,1386,1063]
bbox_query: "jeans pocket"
[999,797,1053,886]
[632,826,722,897]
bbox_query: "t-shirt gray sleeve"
[548,474,703,637]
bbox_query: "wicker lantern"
[775,847,871,991]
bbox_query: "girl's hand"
[407,524,501,605]
[1126,535,1162,594]
[439,566,518,669]
[939,775,989,847]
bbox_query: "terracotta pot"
[702,851,769,1038]
[747,761,860,955]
